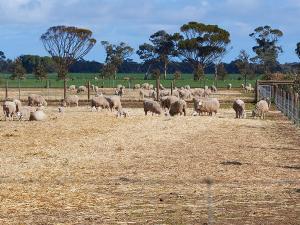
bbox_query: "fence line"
[274,88,300,126]
[258,85,300,126]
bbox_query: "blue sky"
[0,0,299,63]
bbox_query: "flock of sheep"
[2,82,270,122]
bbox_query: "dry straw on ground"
[0,105,299,224]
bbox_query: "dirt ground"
[0,106,299,224]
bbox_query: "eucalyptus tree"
[175,21,231,80]
[101,41,133,79]
[249,25,283,78]
[41,25,96,98]
[137,30,177,80]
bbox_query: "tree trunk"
[63,78,67,100]
[114,70,117,80]
[214,64,218,81]
[145,64,152,80]
[164,63,167,80]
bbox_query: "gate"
[258,85,272,100]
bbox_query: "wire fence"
[258,84,300,126]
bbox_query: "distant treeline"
[0,54,298,75]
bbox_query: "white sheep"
[252,100,269,119]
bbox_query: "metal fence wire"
[259,85,300,126]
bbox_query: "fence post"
[156,78,160,101]
[171,81,173,96]
[18,79,21,100]
[87,81,90,101]
[63,79,67,100]
[255,80,259,102]
[5,80,8,100]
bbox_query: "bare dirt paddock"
[0,107,299,224]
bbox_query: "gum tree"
[176,21,231,80]
[41,25,96,98]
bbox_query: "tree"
[235,50,253,87]
[100,63,117,79]
[10,58,26,80]
[41,25,96,80]
[139,30,177,80]
[34,62,48,80]
[151,68,161,80]
[173,70,181,86]
[176,21,231,80]
[216,63,228,80]
[295,42,300,59]
[137,43,157,80]
[249,25,283,78]
[101,41,133,79]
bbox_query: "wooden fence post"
[5,80,8,99]
[171,81,173,96]
[18,79,21,100]
[87,81,90,101]
[63,79,67,100]
[255,80,259,102]
[156,78,160,101]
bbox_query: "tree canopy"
[176,21,231,80]
[295,42,300,59]
[41,25,96,80]
[249,25,283,78]
[137,30,176,80]
[101,41,133,79]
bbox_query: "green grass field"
[0,73,258,88]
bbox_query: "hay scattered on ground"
[0,106,299,224]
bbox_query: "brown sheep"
[143,99,163,116]
[233,99,246,118]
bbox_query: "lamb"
[149,84,154,90]
[204,88,212,97]
[191,88,205,98]
[142,83,150,90]
[29,108,47,121]
[184,85,191,90]
[3,101,17,121]
[160,96,179,110]
[194,98,220,116]
[134,84,141,89]
[210,85,217,92]
[69,85,76,91]
[171,89,180,98]
[233,99,246,119]
[28,94,47,107]
[61,95,79,107]
[91,95,110,111]
[115,87,125,97]
[227,83,232,90]
[16,106,36,121]
[13,99,22,112]
[169,99,187,116]
[77,86,87,93]
[159,90,170,97]
[105,96,122,111]
[245,85,254,93]
[178,89,192,100]
[159,83,165,90]
[139,89,155,100]
[116,109,129,118]
[252,100,269,119]
[143,99,163,115]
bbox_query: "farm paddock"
[0,107,299,224]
